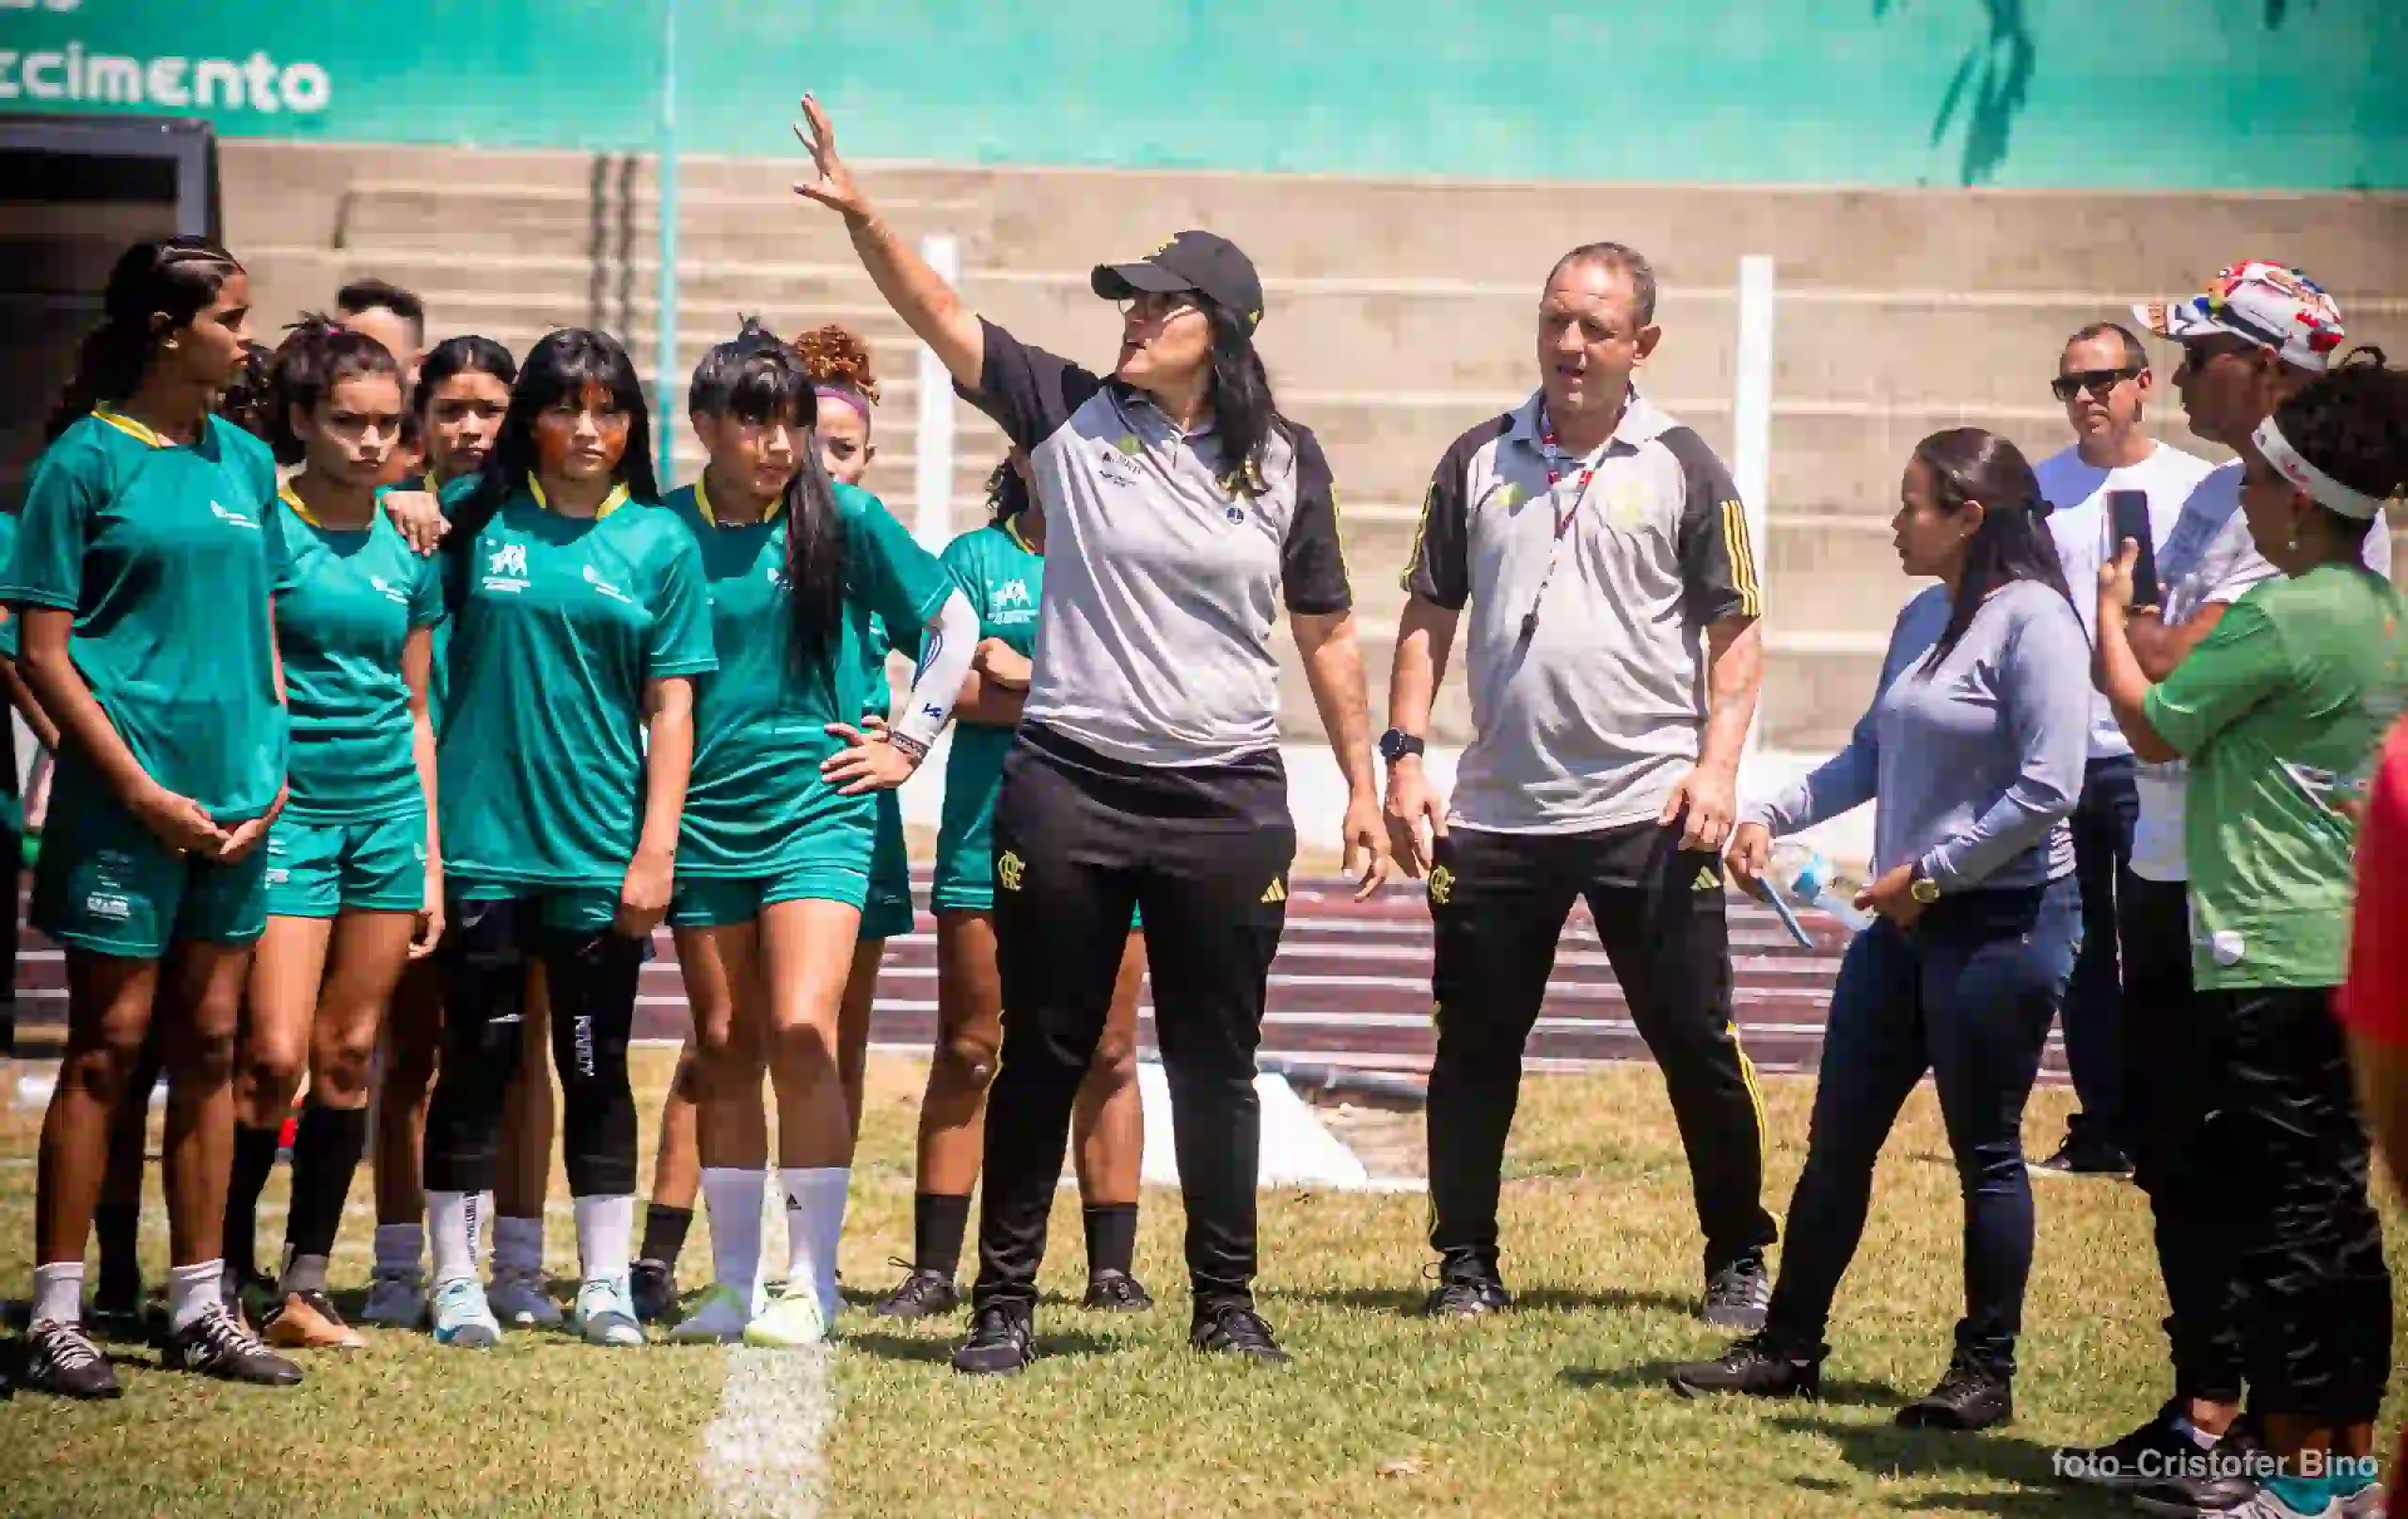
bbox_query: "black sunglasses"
[2051,367,2143,402]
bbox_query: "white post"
[913,233,961,555]
[1734,254,1776,767]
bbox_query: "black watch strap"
[1379,729,1426,764]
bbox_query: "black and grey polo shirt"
[961,319,1352,767]
[1404,388,1762,833]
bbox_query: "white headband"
[2251,416,2387,521]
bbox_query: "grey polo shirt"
[959,319,1352,767]
[1404,388,1762,833]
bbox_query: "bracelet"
[886,730,931,764]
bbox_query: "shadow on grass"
[842,1327,1117,1368]
[1271,1284,1695,1317]
[1769,1410,2123,1516]
[1559,1362,1909,1410]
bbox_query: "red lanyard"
[1538,422,1600,538]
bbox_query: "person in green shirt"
[10,237,304,1398]
[661,323,975,1348]
[203,318,444,1354]
[2097,350,2406,1519]
[418,328,717,1352]
[874,457,1151,1321]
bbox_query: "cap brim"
[1090,261,1196,301]
[2131,298,2228,342]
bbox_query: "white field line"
[701,1345,834,1519]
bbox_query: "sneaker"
[361,1266,428,1330]
[1082,1270,1154,1312]
[2131,1418,2276,1515]
[741,1281,826,1349]
[951,1305,1035,1376]
[1702,1254,1773,1331]
[629,1258,678,1324]
[162,1301,304,1385]
[21,1319,120,1400]
[872,1261,958,1320]
[2150,1485,2342,1519]
[430,1277,501,1349]
[2055,1401,2219,1493]
[574,1274,646,1348]
[1896,1356,2012,1431]
[1422,1253,1511,1319]
[2034,1135,2135,1178]
[1191,1304,1290,1364]
[261,1290,365,1351]
[1667,1331,1824,1400]
[488,1263,562,1329]
[670,1283,751,1344]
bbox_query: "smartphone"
[2106,489,2162,609]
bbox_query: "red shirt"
[2341,720,2408,1044]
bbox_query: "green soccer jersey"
[376,472,482,729]
[272,491,446,824]
[6,410,288,819]
[937,518,1044,854]
[0,508,20,661]
[669,477,955,877]
[437,483,718,888]
[2146,562,2407,989]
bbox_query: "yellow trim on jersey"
[530,475,628,519]
[1001,514,1038,556]
[1729,1021,1770,1168]
[693,470,783,528]
[278,483,323,529]
[1719,498,1763,618]
[91,405,177,449]
[1399,478,1438,594]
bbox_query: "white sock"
[702,1167,767,1315]
[573,1195,635,1283]
[31,1261,83,1326]
[167,1258,223,1334]
[492,1214,545,1275]
[428,1191,484,1286]
[372,1222,425,1274]
[780,1166,849,1319]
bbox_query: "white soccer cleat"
[430,1277,501,1349]
[574,1274,646,1348]
[487,1264,562,1328]
[741,1281,827,1348]
[669,1283,752,1344]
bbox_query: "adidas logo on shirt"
[1693,864,1723,893]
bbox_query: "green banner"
[1,0,2400,188]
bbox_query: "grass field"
[5,1048,2405,1518]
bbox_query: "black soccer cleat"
[1701,1253,1773,1332]
[1896,1356,2013,1431]
[1191,1304,1290,1364]
[628,1258,679,1324]
[1082,1270,1154,1313]
[951,1305,1036,1376]
[1667,1331,1823,1400]
[163,1302,303,1386]
[21,1320,121,1400]
[2055,1401,2226,1494]
[1422,1252,1511,1319]
[873,1263,960,1321]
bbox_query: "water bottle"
[1766,841,1874,933]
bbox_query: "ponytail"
[47,237,244,441]
[264,314,403,466]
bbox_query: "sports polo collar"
[91,405,183,450]
[1002,514,1038,555]
[1504,386,1670,453]
[529,474,629,518]
[693,469,784,528]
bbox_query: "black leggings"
[422,895,643,1198]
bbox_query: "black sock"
[94,1201,142,1301]
[225,1122,283,1283]
[639,1203,693,1268]
[913,1192,972,1280]
[282,1104,368,1293]
[1083,1202,1138,1279]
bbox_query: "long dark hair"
[1912,428,2071,670]
[1197,293,1287,494]
[689,319,848,666]
[263,315,403,467]
[47,236,245,441]
[2269,346,2407,550]
[984,457,1030,526]
[414,335,518,417]
[452,328,657,540]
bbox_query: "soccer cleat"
[2033,1135,2135,1178]
[574,1274,646,1348]
[951,1305,1035,1376]
[1896,1356,2013,1431]
[2131,1417,2276,1515]
[2054,1401,2221,1494]
[1667,1331,1824,1400]
[1191,1304,1290,1364]
[262,1290,365,1351]
[872,1262,958,1320]
[361,1265,428,1330]
[1082,1269,1154,1312]
[487,1263,562,1328]
[670,1284,751,1344]
[741,1281,826,1349]
[1701,1253,1773,1331]
[163,1302,304,1385]
[629,1258,679,1324]
[2144,1487,2341,1519]
[1422,1253,1511,1319]
[430,1277,502,1348]
[21,1320,121,1400]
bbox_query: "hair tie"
[815,384,871,428]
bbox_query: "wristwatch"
[1378,729,1426,766]
[1909,866,1941,905]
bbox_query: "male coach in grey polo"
[1384,241,1778,1327]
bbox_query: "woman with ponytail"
[417,329,716,1350]
[10,237,303,1396]
[661,322,974,1347]
[215,318,444,1351]
[2091,351,2406,1519]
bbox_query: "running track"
[10,880,2073,1081]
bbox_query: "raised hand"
[791,94,868,219]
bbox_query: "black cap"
[1090,231,1265,334]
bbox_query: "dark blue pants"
[1766,877,2079,1374]
[2063,754,2137,1148]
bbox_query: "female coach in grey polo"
[1668,428,2088,1431]
[789,94,1391,1373]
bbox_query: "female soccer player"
[12,238,302,1396]
[418,328,717,1349]
[663,322,974,1347]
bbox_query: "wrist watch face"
[1911,876,1941,904]
[1379,730,1419,762]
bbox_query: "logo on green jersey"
[484,543,530,592]
[994,578,1032,609]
